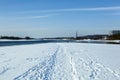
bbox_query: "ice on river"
[0,43,120,80]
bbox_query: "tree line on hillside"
[0,36,33,40]
[107,34,120,40]
[0,32,120,40]
[76,34,120,40]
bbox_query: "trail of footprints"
[14,44,120,80]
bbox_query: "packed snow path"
[0,43,120,80]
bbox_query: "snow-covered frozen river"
[0,43,120,80]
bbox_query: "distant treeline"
[107,34,120,40]
[76,34,120,40]
[0,33,120,40]
[0,36,33,40]
[76,35,108,40]
[44,34,120,40]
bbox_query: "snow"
[0,43,120,80]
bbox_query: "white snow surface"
[0,43,120,80]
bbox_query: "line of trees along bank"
[0,36,33,40]
[107,34,120,40]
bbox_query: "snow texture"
[0,43,120,80]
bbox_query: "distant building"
[110,30,120,35]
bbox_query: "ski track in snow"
[14,46,60,80]
[70,57,80,80]
[0,43,120,80]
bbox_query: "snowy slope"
[0,43,120,80]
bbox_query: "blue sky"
[0,0,120,38]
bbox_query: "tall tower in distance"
[76,31,78,39]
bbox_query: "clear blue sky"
[0,0,120,38]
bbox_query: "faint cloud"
[17,6,120,14]
[17,14,60,19]
[42,6,120,12]
[31,14,59,18]
[29,15,49,19]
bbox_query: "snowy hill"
[0,43,120,80]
